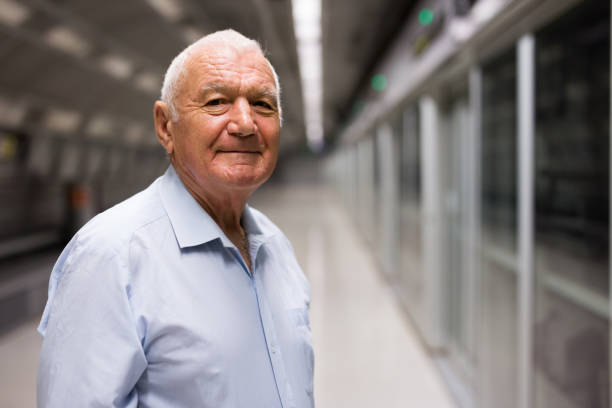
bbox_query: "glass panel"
[481,50,517,254]
[480,262,518,408]
[441,91,470,354]
[400,107,420,203]
[398,105,424,328]
[348,145,359,219]
[357,138,375,239]
[374,128,381,229]
[479,46,518,408]
[374,126,385,261]
[534,1,610,407]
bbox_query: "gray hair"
[160,29,282,123]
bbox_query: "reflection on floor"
[0,184,454,408]
[0,319,40,408]
[252,185,455,408]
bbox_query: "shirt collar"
[158,165,272,249]
[242,201,275,254]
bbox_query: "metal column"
[420,95,443,348]
[517,34,535,408]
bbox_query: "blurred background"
[0,0,610,407]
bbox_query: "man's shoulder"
[248,206,283,237]
[248,206,297,256]
[74,179,168,255]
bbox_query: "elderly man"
[37,30,313,408]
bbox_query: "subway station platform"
[0,183,455,408]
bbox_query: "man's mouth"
[217,150,260,154]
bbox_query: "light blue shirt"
[37,165,314,408]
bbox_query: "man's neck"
[174,165,254,270]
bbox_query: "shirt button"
[270,345,278,354]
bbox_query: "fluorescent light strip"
[45,26,91,58]
[43,108,81,133]
[135,72,161,94]
[292,0,324,152]
[145,0,183,22]
[86,115,113,138]
[100,54,134,80]
[0,0,30,27]
[472,0,506,24]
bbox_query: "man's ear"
[154,101,175,155]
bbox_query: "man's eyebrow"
[198,82,231,97]
[248,88,279,105]
[199,83,278,106]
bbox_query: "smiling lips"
[217,150,261,154]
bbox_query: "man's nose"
[227,98,256,137]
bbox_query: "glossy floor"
[0,184,455,408]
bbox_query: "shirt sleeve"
[37,237,147,407]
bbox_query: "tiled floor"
[0,184,455,408]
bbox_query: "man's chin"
[216,166,273,190]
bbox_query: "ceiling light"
[45,26,91,58]
[449,18,475,42]
[472,0,505,24]
[182,26,205,43]
[42,108,81,134]
[292,0,324,152]
[292,0,319,23]
[86,115,113,138]
[0,97,27,127]
[134,72,161,94]
[100,54,134,80]
[293,0,321,43]
[0,0,30,27]
[145,0,183,22]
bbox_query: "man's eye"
[253,101,273,110]
[206,99,225,106]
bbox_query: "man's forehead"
[190,43,272,76]
[183,47,276,93]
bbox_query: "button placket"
[253,272,296,408]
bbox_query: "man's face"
[168,44,280,195]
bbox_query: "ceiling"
[0,0,417,156]
[322,0,418,146]
[0,0,303,155]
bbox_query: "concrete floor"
[0,184,455,408]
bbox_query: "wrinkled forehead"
[183,43,276,92]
